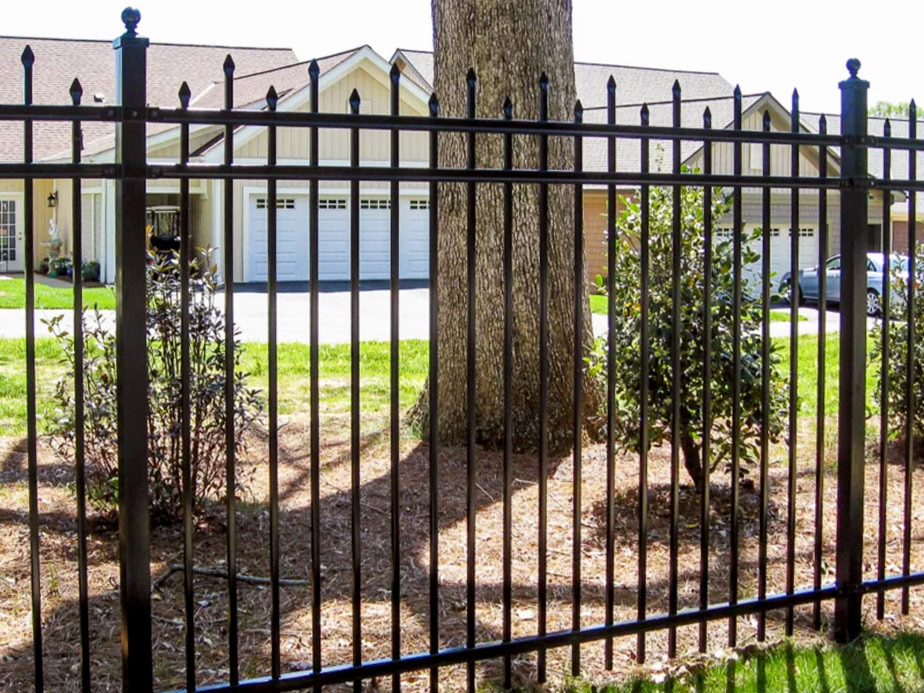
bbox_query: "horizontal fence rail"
[5,10,924,693]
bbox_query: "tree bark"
[412,0,602,453]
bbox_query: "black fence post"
[113,8,153,689]
[835,58,869,643]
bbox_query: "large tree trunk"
[412,0,602,453]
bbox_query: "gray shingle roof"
[803,111,923,183]
[0,36,298,161]
[581,93,765,175]
[191,47,360,111]
[392,49,735,109]
[810,112,924,214]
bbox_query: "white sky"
[2,0,921,115]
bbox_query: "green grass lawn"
[571,633,924,693]
[0,277,116,310]
[0,332,881,437]
[239,340,429,420]
[588,294,806,322]
[0,338,67,435]
[0,337,430,436]
[778,334,878,417]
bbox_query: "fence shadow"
[0,428,872,690]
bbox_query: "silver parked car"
[779,252,909,317]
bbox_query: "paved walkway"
[3,292,854,344]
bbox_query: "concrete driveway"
[3,282,434,345]
[228,281,431,344]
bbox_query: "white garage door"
[731,224,819,291]
[766,226,819,282]
[247,194,431,282]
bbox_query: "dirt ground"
[1,414,923,692]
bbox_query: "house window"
[788,227,815,237]
[715,227,734,238]
[0,199,16,263]
[319,198,347,210]
[409,199,429,210]
[256,198,296,210]
[748,142,763,171]
[360,199,390,210]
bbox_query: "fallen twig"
[153,564,313,590]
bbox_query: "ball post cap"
[846,58,861,78]
[121,8,141,34]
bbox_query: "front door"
[0,199,23,273]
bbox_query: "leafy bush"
[871,247,921,439]
[601,176,787,490]
[47,250,263,523]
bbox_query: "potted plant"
[81,260,101,283]
[48,256,72,279]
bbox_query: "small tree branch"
[153,564,313,590]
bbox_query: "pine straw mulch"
[1,415,924,692]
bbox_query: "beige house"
[0,36,301,282]
[0,36,917,287]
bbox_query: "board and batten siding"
[685,109,827,181]
[235,60,429,164]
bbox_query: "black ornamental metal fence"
[4,8,924,693]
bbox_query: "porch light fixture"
[47,192,58,209]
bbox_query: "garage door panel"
[359,200,391,279]
[400,198,430,279]
[277,261,298,278]
[247,196,309,282]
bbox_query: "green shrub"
[601,175,787,489]
[47,256,71,278]
[871,247,921,440]
[46,250,263,523]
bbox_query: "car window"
[827,258,841,271]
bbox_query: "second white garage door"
[247,194,431,282]
[732,224,819,290]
